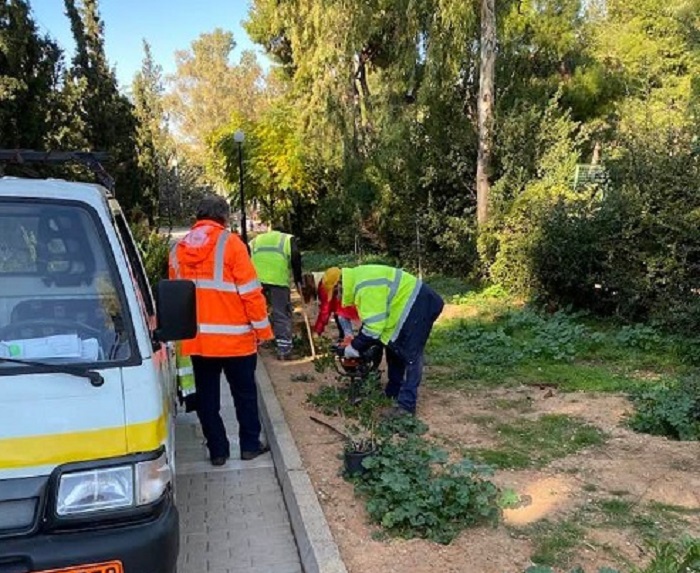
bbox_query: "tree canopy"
[2,0,700,331]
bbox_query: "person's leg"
[390,284,444,414]
[270,285,293,357]
[396,352,424,414]
[190,356,229,460]
[384,346,405,400]
[222,354,263,455]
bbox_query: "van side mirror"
[156,279,197,341]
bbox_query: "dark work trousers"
[190,354,262,459]
[384,283,445,413]
[263,284,293,355]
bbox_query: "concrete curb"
[256,360,349,573]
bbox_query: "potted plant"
[342,417,378,476]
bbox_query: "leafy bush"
[356,436,500,544]
[628,376,700,440]
[613,325,663,352]
[487,100,700,337]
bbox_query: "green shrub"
[131,223,171,287]
[302,250,396,272]
[356,437,500,544]
[628,376,700,440]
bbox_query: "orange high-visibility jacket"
[169,220,274,357]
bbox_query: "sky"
[29,0,269,90]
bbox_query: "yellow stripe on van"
[0,416,167,470]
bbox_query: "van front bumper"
[0,498,179,573]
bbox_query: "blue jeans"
[191,354,262,458]
[384,284,444,413]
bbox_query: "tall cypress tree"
[62,0,142,211]
[132,40,168,224]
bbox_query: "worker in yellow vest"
[250,230,303,360]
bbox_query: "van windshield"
[0,199,133,369]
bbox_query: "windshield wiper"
[0,357,104,387]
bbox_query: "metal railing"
[0,149,114,192]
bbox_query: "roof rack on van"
[0,149,115,193]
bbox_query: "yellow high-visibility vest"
[250,231,292,286]
[175,343,195,397]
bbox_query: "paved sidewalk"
[175,377,302,573]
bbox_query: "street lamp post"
[233,129,247,244]
[167,156,179,233]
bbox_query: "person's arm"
[227,234,274,341]
[290,237,303,286]
[313,282,332,335]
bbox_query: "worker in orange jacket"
[169,194,274,466]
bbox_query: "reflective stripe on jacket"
[341,265,422,345]
[169,220,274,357]
[250,231,292,287]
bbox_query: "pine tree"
[62,0,141,211]
[0,0,62,148]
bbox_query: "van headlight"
[56,453,171,516]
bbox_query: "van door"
[110,206,177,468]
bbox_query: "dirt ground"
[260,304,700,573]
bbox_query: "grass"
[424,274,475,301]
[517,498,700,570]
[464,414,606,469]
[490,396,535,413]
[523,518,586,567]
[425,287,691,394]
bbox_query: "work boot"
[380,405,412,421]
[241,444,271,461]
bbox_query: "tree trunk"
[476,0,496,226]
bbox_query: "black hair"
[195,194,230,225]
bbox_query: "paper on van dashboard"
[0,334,100,361]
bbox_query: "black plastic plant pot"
[344,449,374,476]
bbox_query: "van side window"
[114,214,156,317]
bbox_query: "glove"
[344,344,360,358]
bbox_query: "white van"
[0,176,195,573]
